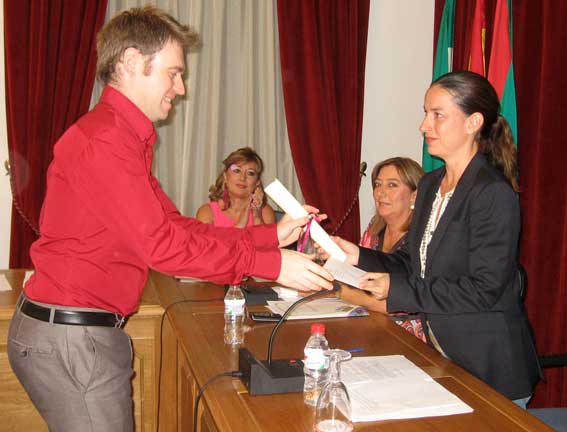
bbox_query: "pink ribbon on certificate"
[297,214,321,252]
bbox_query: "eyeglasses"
[229,164,258,178]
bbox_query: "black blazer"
[358,152,541,399]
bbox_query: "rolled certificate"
[265,179,347,262]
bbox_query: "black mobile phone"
[250,312,282,322]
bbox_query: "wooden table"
[151,272,552,432]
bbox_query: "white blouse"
[419,187,455,278]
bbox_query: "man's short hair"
[96,6,199,85]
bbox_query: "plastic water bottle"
[303,323,329,406]
[224,285,246,344]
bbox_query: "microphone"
[238,282,341,395]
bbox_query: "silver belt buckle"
[114,313,125,328]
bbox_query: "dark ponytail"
[481,115,519,191]
[432,71,520,192]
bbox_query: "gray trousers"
[7,298,134,432]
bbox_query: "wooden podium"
[0,270,164,432]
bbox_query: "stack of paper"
[174,275,206,283]
[341,356,473,422]
[0,274,12,292]
[271,286,302,300]
[266,297,368,320]
[0,271,34,292]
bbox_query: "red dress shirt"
[25,86,281,316]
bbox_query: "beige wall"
[359,0,435,234]
[0,1,13,268]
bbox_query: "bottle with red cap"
[303,322,330,406]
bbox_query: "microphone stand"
[266,285,338,365]
[239,282,340,396]
[330,161,367,236]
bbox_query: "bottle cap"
[310,323,325,334]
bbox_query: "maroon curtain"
[514,2,567,408]
[433,0,567,408]
[5,0,108,268]
[276,0,370,242]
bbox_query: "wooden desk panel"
[0,269,164,432]
[152,271,552,432]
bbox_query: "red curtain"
[276,0,370,242]
[514,2,567,408]
[433,0,567,408]
[5,0,108,268]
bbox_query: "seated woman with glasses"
[196,147,276,227]
[340,157,425,341]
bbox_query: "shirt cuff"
[251,248,281,281]
[247,224,279,248]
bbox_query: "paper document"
[272,286,302,300]
[23,271,34,285]
[324,257,366,289]
[264,179,347,262]
[266,297,368,320]
[174,276,206,283]
[0,274,12,292]
[341,356,473,422]
[0,271,34,292]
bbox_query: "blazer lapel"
[425,152,487,268]
[411,169,443,271]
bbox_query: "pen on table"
[345,347,364,353]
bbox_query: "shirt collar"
[100,86,156,145]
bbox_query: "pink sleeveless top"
[209,201,255,227]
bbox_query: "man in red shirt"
[7,6,333,431]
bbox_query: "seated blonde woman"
[196,147,275,227]
[340,157,425,340]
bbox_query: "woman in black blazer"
[335,71,541,404]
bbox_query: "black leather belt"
[19,299,127,328]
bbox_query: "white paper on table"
[266,297,368,320]
[173,275,206,283]
[23,271,34,285]
[324,257,366,289]
[271,286,302,300]
[341,356,473,422]
[0,271,35,292]
[0,274,12,292]
[264,179,347,262]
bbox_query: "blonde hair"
[96,6,199,85]
[367,157,424,238]
[208,147,266,207]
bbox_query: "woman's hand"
[250,187,263,211]
[339,285,388,314]
[276,205,327,247]
[317,236,360,266]
[234,201,252,228]
[359,272,390,300]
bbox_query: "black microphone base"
[238,348,304,395]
